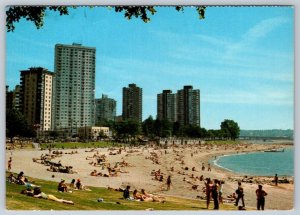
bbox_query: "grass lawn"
[40,141,124,150]
[6,175,236,210]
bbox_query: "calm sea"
[214,147,294,176]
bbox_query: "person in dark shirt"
[123,185,131,199]
[58,179,68,192]
[256,184,268,210]
[166,175,171,190]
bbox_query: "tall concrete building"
[19,67,54,131]
[122,83,142,122]
[95,94,116,125]
[6,85,21,110]
[177,86,200,126]
[157,90,177,123]
[53,43,96,133]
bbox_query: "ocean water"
[214,147,294,176]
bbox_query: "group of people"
[123,186,166,203]
[7,171,75,205]
[204,178,268,210]
[58,178,89,192]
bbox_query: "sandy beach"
[6,141,294,210]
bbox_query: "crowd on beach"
[6,140,293,210]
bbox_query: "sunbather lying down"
[21,187,74,205]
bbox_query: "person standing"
[212,179,219,210]
[8,157,12,171]
[205,178,213,209]
[235,182,245,208]
[256,184,268,210]
[207,163,211,171]
[274,174,278,186]
[166,175,171,190]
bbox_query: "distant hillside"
[239,129,293,139]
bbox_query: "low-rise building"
[77,126,110,140]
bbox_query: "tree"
[6,108,35,142]
[220,119,240,140]
[142,116,155,139]
[113,120,141,143]
[6,6,206,32]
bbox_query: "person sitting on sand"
[21,187,74,205]
[226,193,237,201]
[58,179,68,192]
[90,170,98,176]
[202,163,205,171]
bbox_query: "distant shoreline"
[211,144,294,177]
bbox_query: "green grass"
[40,141,124,150]
[6,142,34,149]
[6,175,236,210]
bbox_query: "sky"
[6,6,294,130]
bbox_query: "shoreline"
[210,145,294,178]
[5,140,294,210]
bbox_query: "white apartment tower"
[53,43,96,132]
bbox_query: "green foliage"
[6,6,206,32]
[220,119,240,140]
[6,108,36,142]
[6,6,69,32]
[113,120,141,142]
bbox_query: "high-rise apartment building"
[53,43,96,132]
[122,83,142,122]
[95,94,116,125]
[6,85,21,110]
[19,67,54,131]
[157,90,177,123]
[177,86,200,126]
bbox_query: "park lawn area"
[6,176,236,210]
[6,142,34,149]
[40,141,124,150]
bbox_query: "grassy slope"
[6,176,236,210]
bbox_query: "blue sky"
[6,6,294,130]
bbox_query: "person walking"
[8,157,12,171]
[235,182,245,208]
[256,184,268,210]
[166,175,171,191]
